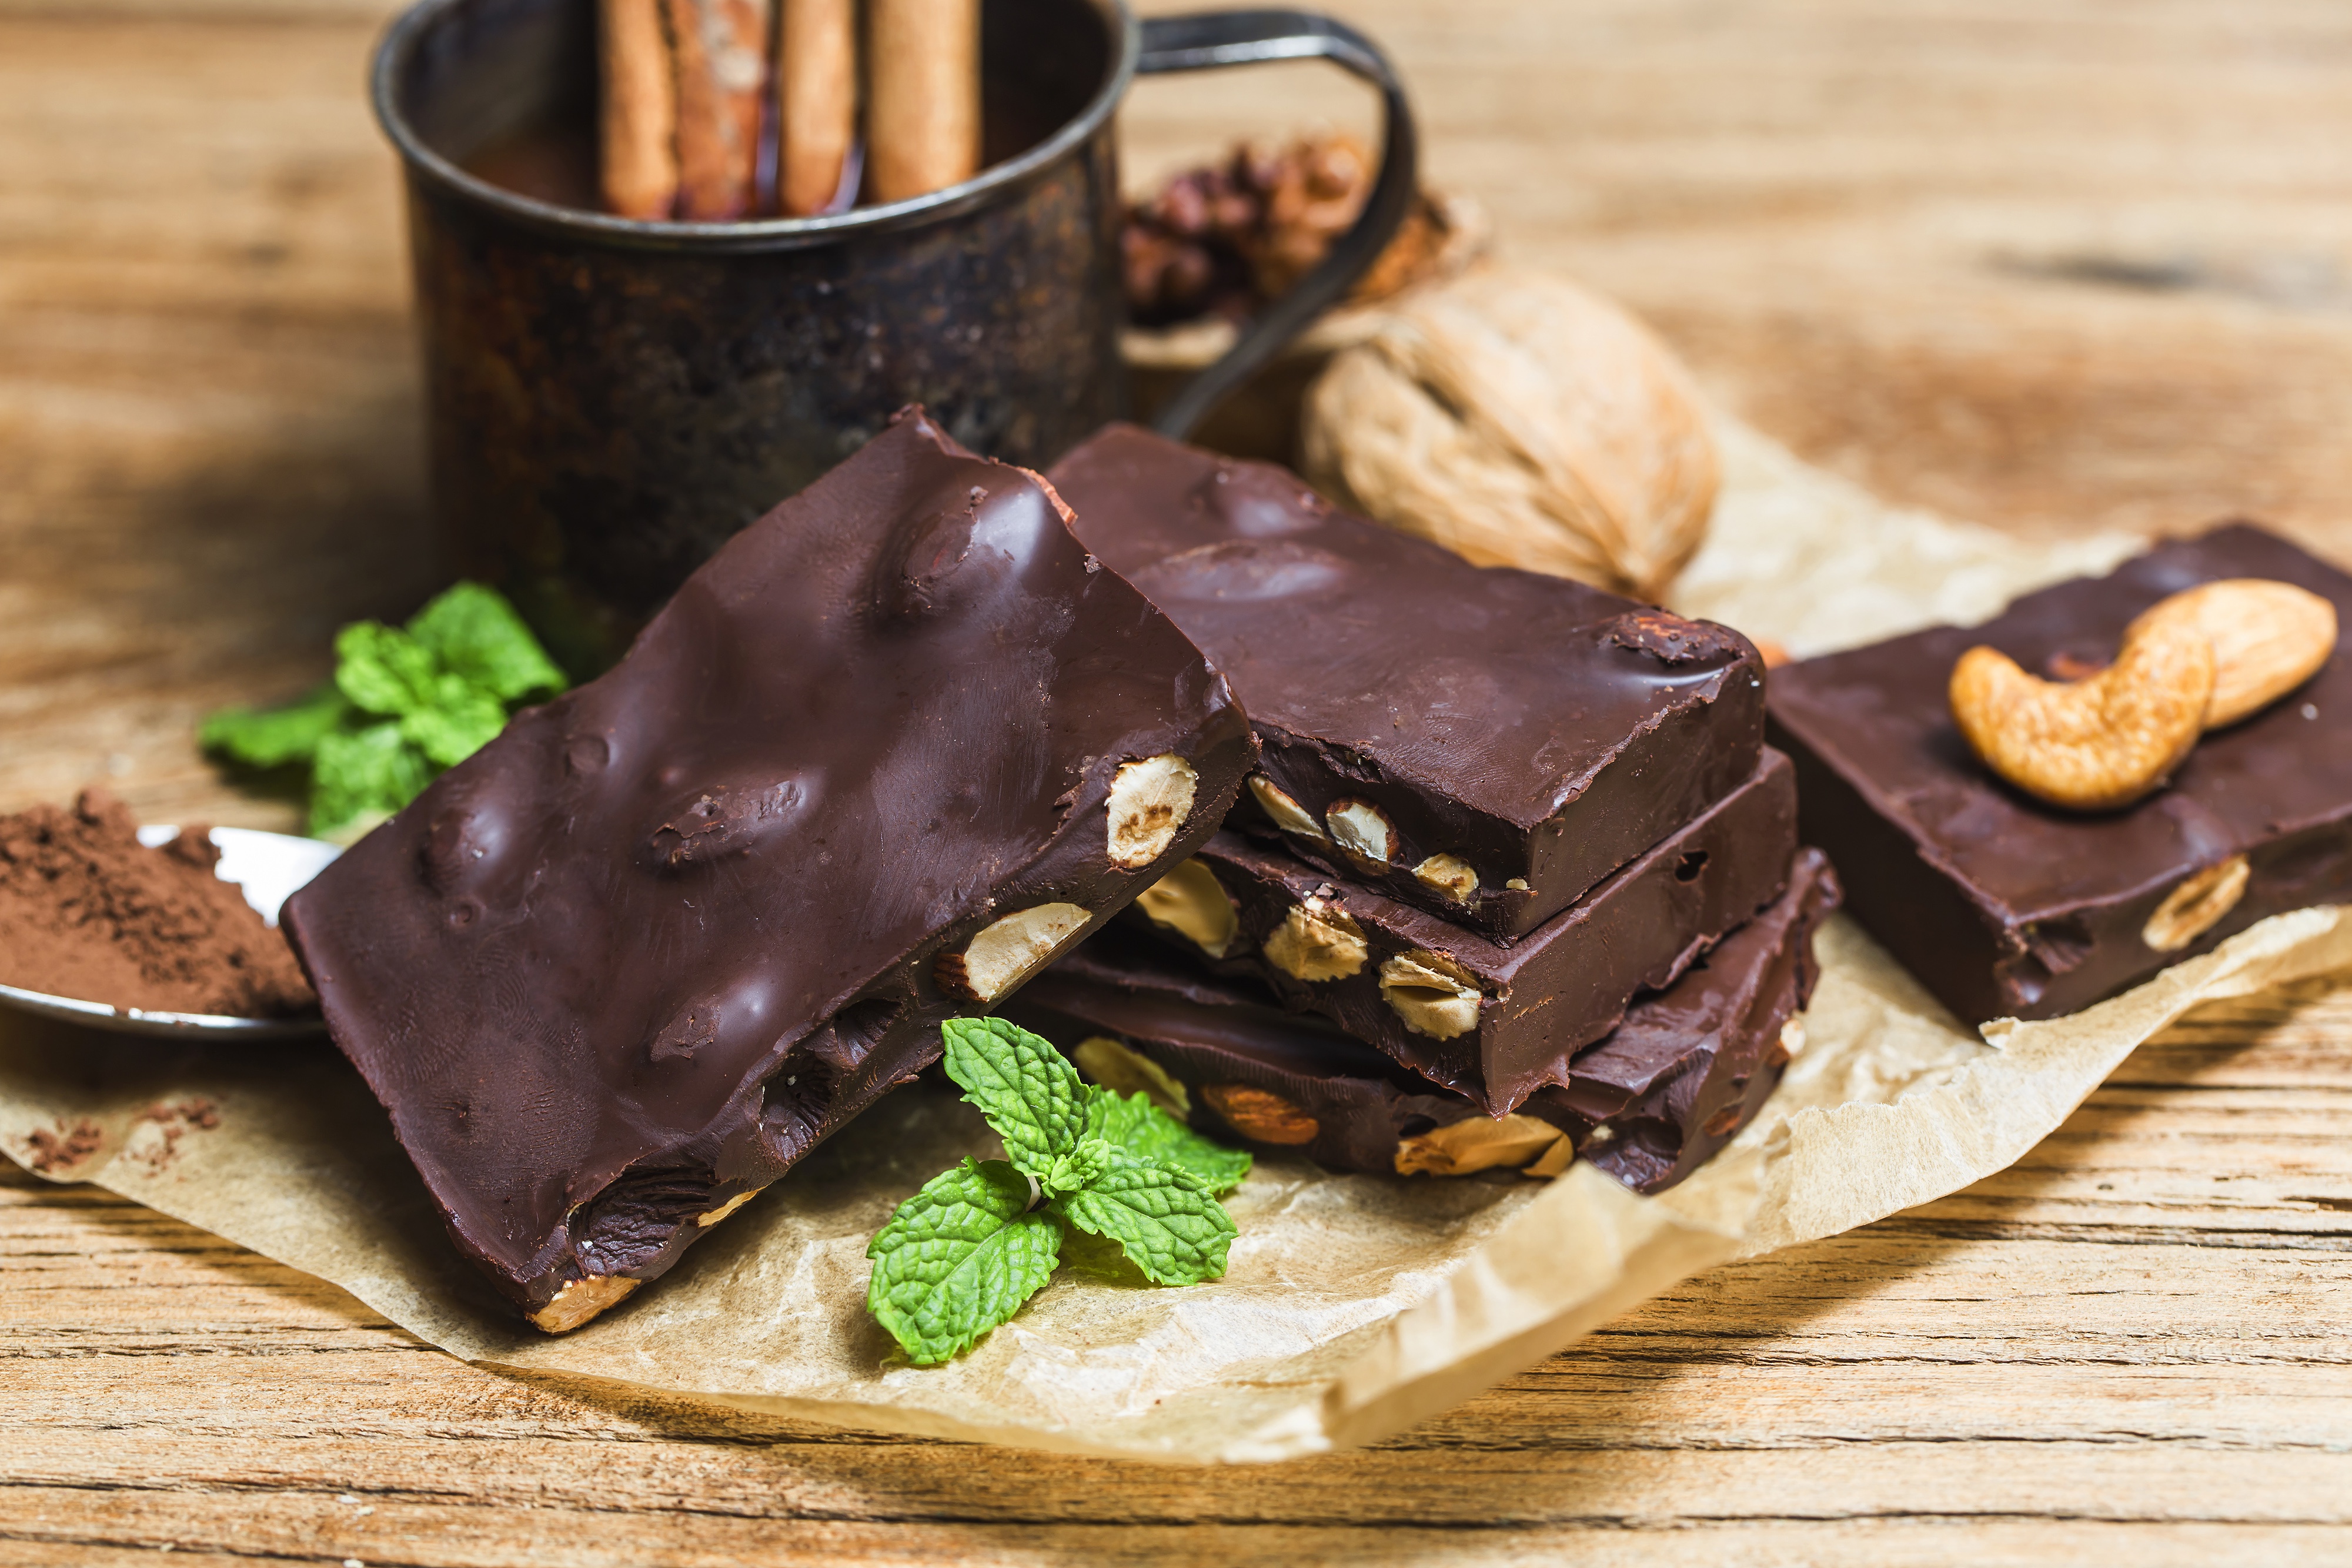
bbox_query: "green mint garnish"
[940,1016,1090,1182]
[867,1018,1251,1366]
[866,1159,1065,1366]
[403,578,569,704]
[1088,1088,1251,1196]
[1057,1156,1235,1286]
[200,581,566,840]
[198,681,353,770]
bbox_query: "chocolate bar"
[282,409,1257,1332]
[1007,850,1839,1194]
[1047,425,1766,939]
[1125,748,1799,1116]
[1769,522,2352,1023]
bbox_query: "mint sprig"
[201,581,566,840]
[867,1018,1250,1366]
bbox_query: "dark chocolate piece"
[1007,850,1840,1194]
[1556,848,1838,1193]
[282,409,1256,1331]
[1048,424,1766,939]
[1769,522,2352,1024]
[1128,749,1799,1116]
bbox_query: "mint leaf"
[866,1158,1063,1365]
[333,621,439,718]
[941,1017,1088,1181]
[406,581,567,703]
[1038,1136,1115,1199]
[1058,1155,1236,1286]
[1089,1087,1251,1196]
[199,683,353,769]
[310,721,433,837]
[399,683,509,767]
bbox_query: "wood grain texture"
[4,1,2352,1562]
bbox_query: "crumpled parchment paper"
[5,420,2338,1463]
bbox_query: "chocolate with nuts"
[1048,424,1767,939]
[1770,523,2352,1024]
[1125,748,1799,1116]
[1010,849,1838,1194]
[282,408,1255,1333]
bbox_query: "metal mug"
[373,0,1418,674]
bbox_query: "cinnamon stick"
[778,0,858,216]
[664,0,771,220]
[599,0,679,218]
[868,0,980,203]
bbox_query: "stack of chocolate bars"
[283,410,1839,1336]
[1007,427,1842,1193]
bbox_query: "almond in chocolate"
[1126,750,1800,1116]
[1008,850,1839,1193]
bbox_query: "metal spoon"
[0,825,342,1038]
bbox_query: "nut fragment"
[1074,1034,1191,1116]
[1949,615,2213,810]
[1379,949,1483,1039]
[2124,579,2338,729]
[1412,852,1480,905]
[1262,897,1368,981]
[935,902,1091,1002]
[1106,753,1199,868]
[1524,1132,1577,1178]
[1134,857,1238,957]
[1324,798,1396,865]
[1766,1017,1806,1068]
[1394,1114,1562,1176]
[1201,1082,1318,1144]
[2141,854,2250,952]
[694,1188,759,1228]
[1248,774,1328,842]
[529,1274,640,1334]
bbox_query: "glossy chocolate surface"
[1011,850,1838,1193]
[1131,749,1799,1115]
[1048,424,1766,938]
[1769,523,2352,1023]
[283,409,1255,1322]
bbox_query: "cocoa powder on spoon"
[0,790,315,1018]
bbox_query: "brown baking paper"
[5,421,2343,1462]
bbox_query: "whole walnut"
[1301,268,1719,601]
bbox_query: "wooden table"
[5,2,2350,1560]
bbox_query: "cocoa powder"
[0,790,316,1018]
[25,1118,104,1174]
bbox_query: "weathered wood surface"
[4,1,2352,1562]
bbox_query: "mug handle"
[1134,9,1420,441]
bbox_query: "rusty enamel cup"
[373,0,1416,673]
